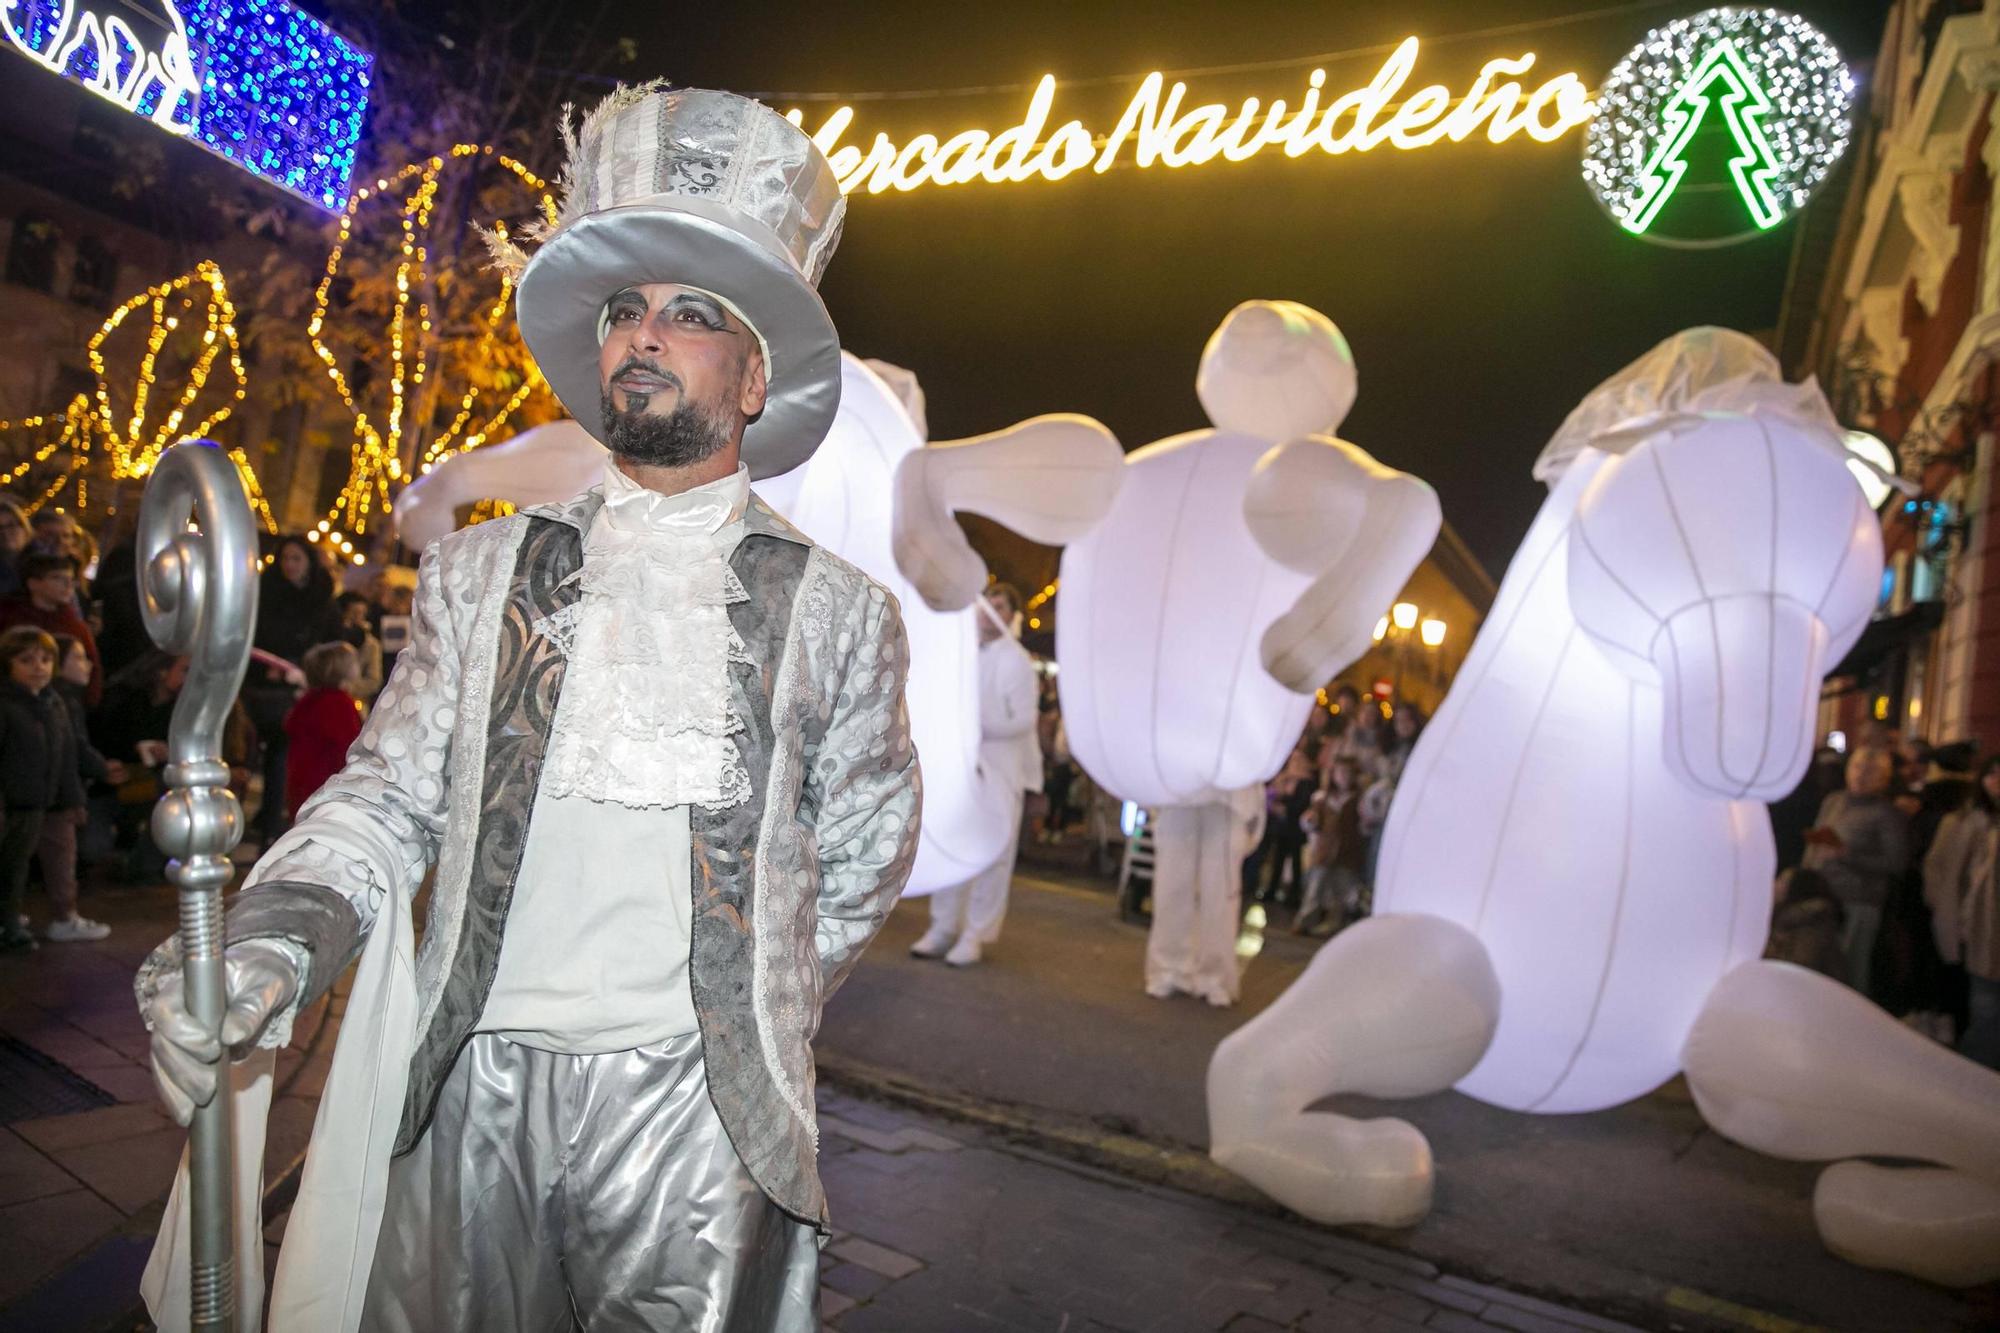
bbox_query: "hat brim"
[516,201,841,479]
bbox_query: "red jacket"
[0,598,103,706]
[283,687,363,820]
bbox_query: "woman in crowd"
[1927,756,2000,1067]
[246,535,334,844]
[0,499,27,603]
[1295,754,1365,936]
[330,591,385,702]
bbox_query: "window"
[6,214,60,293]
[69,236,117,308]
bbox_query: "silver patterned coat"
[186,486,920,1228]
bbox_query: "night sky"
[625,0,1893,576]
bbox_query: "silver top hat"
[503,84,847,478]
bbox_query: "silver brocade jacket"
[150,486,921,1229]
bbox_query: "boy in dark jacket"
[0,626,74,951]
[40,634,123,940]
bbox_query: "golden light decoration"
[88,259,248,481]
[308,144,558,556]
[0,261,272,530]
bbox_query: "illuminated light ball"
[1581,7,1854,245]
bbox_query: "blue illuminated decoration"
[3,0,372,210]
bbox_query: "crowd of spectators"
[0,499,412,953]
[1766,728,2000,1068]
[1243,681,1424,939]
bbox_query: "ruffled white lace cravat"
[538,463,752,811]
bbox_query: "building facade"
[1793,0,2000,749]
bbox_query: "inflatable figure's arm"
[393,421,609,547]
[1244,437,1441,693]
[892,416,1124,611]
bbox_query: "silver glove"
[145,938,300,1126]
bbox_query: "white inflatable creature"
[397,354,1122,894]
[1208,329,2000,1287]
[1051,301,1440,1006]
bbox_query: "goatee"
[599,391,734,468]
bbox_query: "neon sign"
[790,37,1595,196]
[1624,38,1783,233]
[1582,8,1853,245]
[3,0,373,210]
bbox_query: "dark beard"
[599,390,733,468]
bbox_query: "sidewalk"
[0,877,1644,1333]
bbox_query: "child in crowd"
[36,635,122,940]
[0,628,76,950]
[282,641,363,822]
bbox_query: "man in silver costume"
[137,84,920,1330]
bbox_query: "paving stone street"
[0,867,1991,1331]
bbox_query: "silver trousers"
[361,1033,819,1332]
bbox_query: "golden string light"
[87,259,248,482]
[4,145,554,551]
[0,263,271,530]
[308,144,557,559]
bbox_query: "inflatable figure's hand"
[144,939,299,1125]
[393,419,609,548]
[892,416,1124,611]
[1244,437,1441,693]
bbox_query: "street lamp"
[1366,604,1448,704]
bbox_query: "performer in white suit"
[913,582,1041,966]
[136,85,918,1332]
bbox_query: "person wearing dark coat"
[246,536,335,843]
[35,634,122,940]
[0,627,76,951]
[91,538,152,680]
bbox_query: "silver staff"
[138,440,260,1333]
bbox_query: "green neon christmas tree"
[1623,37,1786,235]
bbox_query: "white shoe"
[909,927,956,959]
[44,916,110,942]
[945,936,982,967]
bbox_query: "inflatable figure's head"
[1197,300,1357,441]
[1556,329,1883,801]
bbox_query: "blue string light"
[4,0,373,211]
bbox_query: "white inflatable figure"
[397,353,1123,894]
[1208,328,2000,1287]
[1051,301,1440,1006]
[395,419,608,548]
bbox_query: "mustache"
[608,356,683,390]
